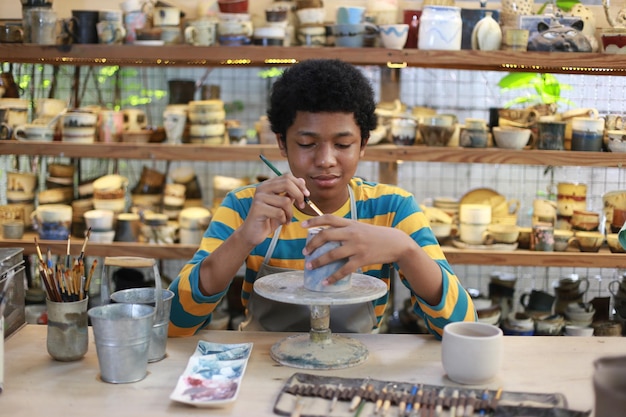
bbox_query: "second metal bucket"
[110,287,174,362]
[100,256,170,363]
[88,303,155,384]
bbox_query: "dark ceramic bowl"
[217,0,248,14]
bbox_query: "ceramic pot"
[471,12,502,51]
[418,6,462,51]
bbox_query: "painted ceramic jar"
[418,6,462,51]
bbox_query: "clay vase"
[471,12,502,51]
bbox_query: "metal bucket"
[110,288,174,362]
[88,303,155,384]
[100,256,167,363]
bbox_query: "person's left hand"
[301,215,413,285]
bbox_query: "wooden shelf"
[1,44,626,75]
[3,235,626,267]
[2,141,625,167]
[1,233,197,260]
[443,246,626,268]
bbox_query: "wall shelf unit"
[2,45,625,268]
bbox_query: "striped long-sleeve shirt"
[168,177,476,338]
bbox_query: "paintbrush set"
[274,373,576,417]
[34,229,96,302]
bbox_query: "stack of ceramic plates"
[38,163,74,205]
[187,100,226,144]
[433,196,460,225]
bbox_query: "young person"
[168,59,476,337]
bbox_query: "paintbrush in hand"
[259,154,324,216]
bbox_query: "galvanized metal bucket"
[88,303,155,383]
[110,287,174,362]
[100,257,168,363]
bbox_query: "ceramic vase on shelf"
[418,5,462,50]
[472,12,502,50]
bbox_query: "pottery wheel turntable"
[253,271,387,370]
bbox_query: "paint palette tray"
[273,373,588,417]
[169,341,253,408]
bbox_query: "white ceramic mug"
[184,19,217,46]
[97,20,126,44]
[442,321,503,385]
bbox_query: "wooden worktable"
[2,325,624,416]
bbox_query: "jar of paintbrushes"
[35,230,96,361]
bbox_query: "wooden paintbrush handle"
[104,256,156,268]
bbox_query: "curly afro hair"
[267,59,377,145]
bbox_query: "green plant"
[536,0,581,15]
[498,72,575,109]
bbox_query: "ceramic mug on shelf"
[96,20,126,45]
[184,19,217,46]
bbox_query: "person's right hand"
[237,173,310,246]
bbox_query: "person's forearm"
[198,229,256,296]
[397,243,444,306]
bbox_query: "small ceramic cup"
[442,321,503,385]
[532,222,554,251]
[304,227,351,292]
[554,229,574,251]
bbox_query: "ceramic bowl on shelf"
[492,126,532,149]
[378,24,409,50]
[217,0,248,14]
